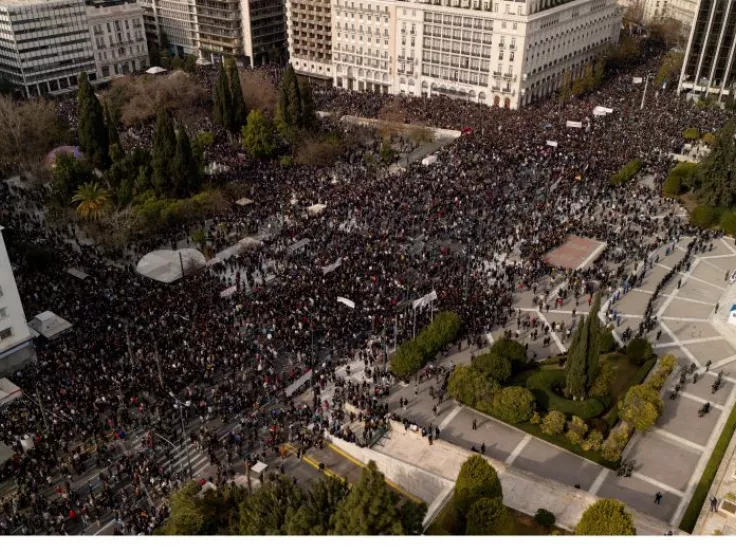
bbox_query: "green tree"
[227,59,248,132]
[656,50,684,86]
[105,104,120,154]
[77,71,110,169]
[299,80,317,130]
[618,384,663,432]
[566,319,588,399]
[242,110,276,159]
[275,64,301,136]
[472,352,512,383]
[239,475,307,535]
[697,119,736,208]
[332,461,404,535]
[160,482,205,534]
[448,363,500,409]
[72,182,110,221]
[285,477,350,535]
[397,500,427,535]
[52,153,94,203]
[172,127,200,198]
[575,499,636,535]
[626,337,653,366]
[586,293,602,385]
[490,386,535,423]
[534,508,556,529]
[454,455,503,517]
[490,338,528,372]
[213,64,233,132]
[466,497,515,535]
[152,108,177,195]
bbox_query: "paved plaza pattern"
[311,236,736,529]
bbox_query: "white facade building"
[0,226,34,376]
[288,0,620,108]
[87,0,149,80]
[286,0,333,80]
[139,0,200,56]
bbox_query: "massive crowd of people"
[0,48,730,535]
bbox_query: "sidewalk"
[328,421,676,535]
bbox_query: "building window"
[0,327,12,341]
[0,308,7,320]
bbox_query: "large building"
[286,0,621,108]
[0,0,149,96]
[679,0,736,98]
[140,0,286,65]
[0,226,34,376]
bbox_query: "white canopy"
[421,155,438,166]
[136,249,206,283]
[236,197,254,206]
[145,66,167,75]
[307,203,327,216]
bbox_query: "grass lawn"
[426,495,567,535]
[679,403,736,533]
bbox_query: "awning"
[145,66,167,75]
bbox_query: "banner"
[632,77,643,84]
[566,121,583,129]
[546,140,558,148]
[322,258,343,275]
[412,290,438,310]
[337,297,356,309]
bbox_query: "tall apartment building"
[140,0,285,64]
[0,0,148,96]
[287,0,620,108]
[679,0,736,98]
[0,226,34,376]
[87,0,149,80]
[286,0,332,80]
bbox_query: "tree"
[105,103,120,153]
[618,384,663,432]
[72,182,110,221]
[575,499,636,535]
[586,293,602,385]
[332,461,404,535]
[448,363,500,409]
[656,50,685,87]
[566,319,588,399]
[541,410,566,436]
[171,127,200,198]
[626,337,652,366]
[275,64,302,136]
[697,119,736,208]
[151,108,177,195]
[397,500,427,535]
[490,338,528,372]
[465,498,515,535]
[227,59,248,132]
[242,110,276,159]
[285,477,350,535]
[213,64,233,132]
[490,386,535,423]
[534,508,556,529]
[300,80,317,130]
[454,455,503,517]
[160,482,205,535]
[52,153,93,203]
[76,72,110,169]
[239,475,307,535]
[472,352,511,383]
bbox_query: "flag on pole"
[337,297,356,309]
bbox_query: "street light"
[168,391,194,479]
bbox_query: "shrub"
[581,429,604,452]
[390,311,462,379]
[541,411,566,436]
[619,384,664,431]
[448,364,500,409]
[575,499,636,535]
[490,386,535,423]
[682,127,700,141]
[566,428,584,445]
[566,415,588,445]
[721,211,736,236]
[454,455,503,516]
[490,338,528,372]
[598,329,616,353]
[601,422,633,462]
[472,352,512,383]
[703,132,717,147]
[466,498,515,535]
[534,508,556,529]
[663,175,683,197]
[526,370,605,419]
[692,205,719,228]
[530,411,542,425]
[626,337,653,367]
[589,364,613,399]
[648,354,677,391]
[609,159,642,185]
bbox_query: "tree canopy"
[465,497,515,535]
[565,293,603,399]
[575,499,636,535]
[454,455,503,517]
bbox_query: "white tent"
[421,155,438,166]
[307,203,327,216]
[28,311,72,339]
[136,249,206,283]
[236,197,254,206]
[145,66,167,75]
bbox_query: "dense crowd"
[0,50,730,535]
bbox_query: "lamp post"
[640,72,654,110]
[168,391,193,479]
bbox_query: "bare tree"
[0,96,64,174]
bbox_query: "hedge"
[526,370,605,420]
[390,312,461,378]
[609,159,642,186]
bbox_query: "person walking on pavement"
[472,418,477,430]
[711,496,718,512]
[480,443,486,455]
[654,492,663,505]
[715,303,720,314]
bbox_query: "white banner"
[546,140,558,148]
[412,290,438,310]
[220,285,237,298]
[566,121,583,129]
[633,77,643,84]
[321,257,343,275]
[337,297,356,309]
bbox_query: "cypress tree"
[299,80,316,130]
[585,293,602,387]
[213,65,233,131]
[566,317,588,400]
[105,104,120,154]
[227,59,247,132]
[172,128,195,198]
[152,109,177,195]
[286,68,302,128]
[77,72,110,169]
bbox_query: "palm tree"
[72,182,109,221]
